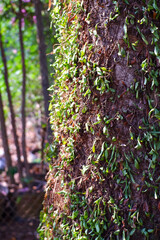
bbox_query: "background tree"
[19,0,30,176]
[0,32,23,181]
[0,0,54,183]
[0,91,15,184]
[39,0,160,239]
[34,0,52,141]
[0,1,56,238]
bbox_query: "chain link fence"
[0,164,46,240]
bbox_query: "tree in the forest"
[34,0,52,141]
[39,0,160,239]
[0,0,54,182]
[0,32,23,181]
[0,0,39,179]
[0,92,15,184]
[19,0,30,176]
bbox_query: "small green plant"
[39,1,160,239]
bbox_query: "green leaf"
[81,45,86,58]
[84,210,88,219]
[96,67,102,75]
[85,123,89,132]
[101,67,107,71]
[82,106,87,114]
[92,143,96,153]
[136,27,148,45]
[135,136,142,149]
[94,197,102,205]
[48,102,52,111]
[53,6,59,14]
[81,165,90,175]
[72,210,79,219]
[124,24,127,36]
[130,228,136,236]
[153,0,159,12]
[103,126,108,135]
[84,88,91,97]
[104,149,108,160]
[114,229,120,235]
[154,45,159,56]
[95,221,100,233]
[121,48,126,57]
[134,159,139,169]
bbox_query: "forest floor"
[0,116,47,240]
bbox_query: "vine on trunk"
[39,1,160,239]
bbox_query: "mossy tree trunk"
[39,1,160,239]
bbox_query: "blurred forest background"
[0,0,54,239]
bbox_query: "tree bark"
[40,0,160,239]
[0,91,15,184]
[19,0,29,176]
[34,0,52,141]
[0,32,23,181]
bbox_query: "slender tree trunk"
[0,91,15,184]
[0,32,23,181]
[19,0,29,176]
[34,0,52,141]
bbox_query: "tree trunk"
[19,0,29,177]
[34,0,52,141]
[0,91,15,184]
[0,32,23,181]
[39,1,160,239]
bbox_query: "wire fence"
[0,174,45,240]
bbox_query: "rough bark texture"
[40,1,160,239]
[0,32,23,181]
